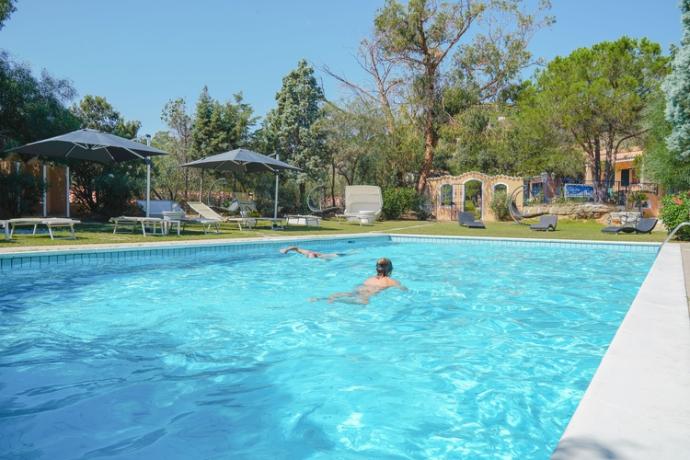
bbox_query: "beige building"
[583,149,662,217]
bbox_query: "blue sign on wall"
[564,183,594,199]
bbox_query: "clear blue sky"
[0,1,683,136]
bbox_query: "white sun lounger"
[186,201,258,231]
[110,216,163,236]
[1,220,9,240]
[336,185,383,225]
[8,217,81,240]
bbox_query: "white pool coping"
[552,243,690,459]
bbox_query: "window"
[621,169,630,187]
[440,184,453,206]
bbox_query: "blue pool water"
[0,238,656,459]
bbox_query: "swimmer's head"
[376,258,393,277]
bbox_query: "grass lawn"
[0,217,667,251]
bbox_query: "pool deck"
[553,243,690,460]
[1,234,688,458]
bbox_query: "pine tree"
[264,60,327,207]
[664,0,690,159]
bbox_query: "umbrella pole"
[146,158,151,217]
[65,165,70,218]
[42,162,47,217]
[274,153,279,222]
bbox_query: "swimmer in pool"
[325,257,405,304]
[280,246,340,260]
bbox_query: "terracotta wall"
[427,172,524,222]
[0,159,68,216]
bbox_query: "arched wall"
[427,172,524,222]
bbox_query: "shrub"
[0,169,45,218]
[660,193,690,240]
[490,190,510,221]
[382,187,419,220]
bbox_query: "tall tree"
[161,98,193,198]
[520,37,668,201]
[71,95,141,138]
[191,87,255,158]
[69,95,144,217]
[0,52,79,151]
[643,88,690,192]
[264,60,327,206]
[374,0,550,193]
[663,0,690,159]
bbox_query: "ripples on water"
[0,240,655,459]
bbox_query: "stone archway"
[427,172,524,222]
[463,179,483,220]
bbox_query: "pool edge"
[552,243,690,459]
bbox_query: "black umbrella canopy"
[180,148,300,173]
[6,128,168,163]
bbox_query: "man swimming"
[326,257,405,304]
[280,246,339,260]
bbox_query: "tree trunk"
[592,137,604,203]
[416,112,437,193]
[331,159,336,207]
[299,182,305,212]
[416,68,438,194]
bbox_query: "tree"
[192,87,256,159]
[71,95,141,138]
[663,0,690,159]
[69,95,144,217]
[321,101,385,187]
[0,52,79,151]
[373,0,550,193]
[0,0,16,30]
[643,89,690,191]
[520,37,669,201]
[264,60,328,207]
[160,98,193,199]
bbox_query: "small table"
[162,211,184,236]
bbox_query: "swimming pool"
[0,236,657,459]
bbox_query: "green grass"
[0,218,666,250]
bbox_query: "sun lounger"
[1,220,9,240]
[601,218,658,234]
[337,185,383,224]
[8,217,81,240]
[530,215,558,231]
[186,201,249,230]
[458,211,486,229]
[110,216,163,236]
[286,215,321,227]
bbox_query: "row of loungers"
[458,212,559,231]
[458,212,658,234]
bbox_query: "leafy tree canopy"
[0,0,16,30]
[0,52,79,151]
[663,0,690,159]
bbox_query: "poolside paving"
[680,243,690,314]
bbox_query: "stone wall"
[522,203,616,220]
[427,172,524,222]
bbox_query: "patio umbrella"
[7,128,168,217]
[181,148,300,221]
